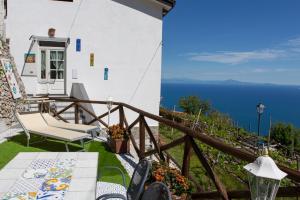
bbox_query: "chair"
[41,113,100,135]
[96,159,151,200]
[15,112,90,151]
[141,182,172,200]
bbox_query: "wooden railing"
[48,97,300,199]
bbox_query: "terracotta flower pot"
[48,28,56,37]
[108,138,130,154]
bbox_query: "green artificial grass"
[0,133,130,186]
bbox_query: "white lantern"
[107,96,113,110]
[244,149,287,200]
[107,96,113,127]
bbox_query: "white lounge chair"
[15,112,90,151]
[41,113,100,135]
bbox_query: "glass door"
[38,49,65,94]
[50,50,65,80]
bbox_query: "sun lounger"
[41,113,99,134]
[15,112,90,151]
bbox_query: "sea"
[161,83,300,136]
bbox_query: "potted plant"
[107,124,130,154]
[147,161,191,200]
[48,28,56,37]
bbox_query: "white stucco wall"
[6,0,163,126]
[0,0,5,39]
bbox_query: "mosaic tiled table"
[0,152,98,200]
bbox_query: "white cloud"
[287,37,300,47]
[185,36,300,65]
[187,49,284,64]
[252,68,292,73]
[252,68,270,73]
[274,68,288,72]
[290,48,300,53]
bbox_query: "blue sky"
[162,0,300,85]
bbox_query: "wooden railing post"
[139,115,145,158]
[140,116,165,161]
[45,102,50,113]
[191,138,229,200]
[119,105,125,128]
[182,135,192,177]
[297,156,300,171]
[166,154,170,165]
[38,102,42,112]
[74,103,79,124]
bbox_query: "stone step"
[0,120,9,133]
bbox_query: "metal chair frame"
[97,159,151,200]
[141,182,172,200]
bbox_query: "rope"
[67,0,85,37]
[22,0,84,76]
[128,41,162,103]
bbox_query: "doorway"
[38,48,66,94]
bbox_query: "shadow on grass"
[87,141,131,185]
[8,133,83,152]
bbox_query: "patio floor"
[0,133,133,186]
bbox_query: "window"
[41,50,46,79]
[50,50,64,79]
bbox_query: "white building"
[4,0,175,126]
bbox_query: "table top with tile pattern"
[0,152,98,200]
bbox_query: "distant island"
[162,79,300,87]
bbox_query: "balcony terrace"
[0,97,300,199]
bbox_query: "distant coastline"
[162,79,300,87]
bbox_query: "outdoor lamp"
[244,149,287,200]
[256,103,265,115]
[256,103,265,148]
[107,96,113,127]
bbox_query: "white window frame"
[38,46,66,83]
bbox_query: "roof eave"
[152,0,176,16]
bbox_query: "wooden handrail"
[120,102,300,182]
[48,97,300,198]
[87,105,120,125]
[144,136,186,157]
[53,102,75,117]
[76,103,108,127]
[48,97,121,105]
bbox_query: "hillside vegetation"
[159,96,299,191]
